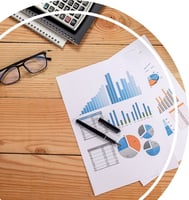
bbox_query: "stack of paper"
[56,36,189,195]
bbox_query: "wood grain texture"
[0,154,177,200]
[0,98,79,154]
[0,5,181,200]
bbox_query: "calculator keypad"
[36,0,93,31]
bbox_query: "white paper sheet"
[56,36,188,195]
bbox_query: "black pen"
[76,119,120,146]
[98,117,121,133]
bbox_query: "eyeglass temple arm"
[46,57,52,61]
[46,50,52,61]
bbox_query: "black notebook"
[12,3,103,47]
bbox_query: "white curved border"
[0,1,189,199]
[0,9,179,199]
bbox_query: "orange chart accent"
[149,79,157,86]
[148,74,159,86]
[169,102,184,114]
[126,135,141,151]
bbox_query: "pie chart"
[118,135,141,158]
[143,140,160,156]
[148,73,159,86]
[138,124,154,139]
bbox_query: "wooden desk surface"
[0,6,181,200]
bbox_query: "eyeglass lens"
[24,54,47,73]
[1,67,20,85]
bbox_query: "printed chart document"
[56,36,188,195]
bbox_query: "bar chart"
[81,71,142,114]
[107,102,152,127]
[155,88,189,128]
[155,88,179,113]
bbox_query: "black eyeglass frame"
[0,50,52,85]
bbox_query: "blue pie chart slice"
[138,124,154,139]
[143,140,160,156]
[148,74,159,86]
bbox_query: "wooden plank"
[0,154,177,200]
[0,98,79,154]
[0,6,160,45]
[0,43,183,99]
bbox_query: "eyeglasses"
[0,50,52,85]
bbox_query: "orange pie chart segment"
[118,135,141,158]
[126,135,141,152]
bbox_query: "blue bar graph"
[163,119,174,136]
[108,102,152,127]
[81,71,142,114]
[105,71,141,104]
[81,85,110,114]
